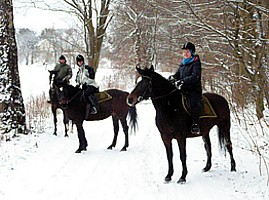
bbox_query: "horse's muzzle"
[59,99,69,109]
[127,94,143,107]
[127,95,136,107]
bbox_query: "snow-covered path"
[0,102,268,200]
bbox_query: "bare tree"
[61,0,113,71]
[0,0,27,134]
[16,28,39,65]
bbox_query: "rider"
[75,54,99,117]
[48,55,72,103]
[169,42,202,134]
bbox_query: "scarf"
[182,56,195,65]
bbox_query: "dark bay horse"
[127,66,236,183]
[55,82,138,153]
[48,70,70,137]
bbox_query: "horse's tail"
[217,127,226,154]
[217,116,231,156]
[128,106,138,134]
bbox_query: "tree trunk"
[0,0,27,134]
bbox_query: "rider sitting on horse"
[48,55,72,103]
[169,42,202,135]
[75,54,99,117]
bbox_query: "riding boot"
[191,107,201,135]
[191,123,200,135]
[88,95,99,114]
[85,103,92,119]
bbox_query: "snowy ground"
[0,64,268,200]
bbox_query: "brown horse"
[48,70,70,137]
[54,80,138,153]
[127,66,236,183]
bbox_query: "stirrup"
[91,107,97,114]
[191,124,200,135]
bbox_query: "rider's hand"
[82,84,87,90]
[175,80,184,90]
[168,75,176,83]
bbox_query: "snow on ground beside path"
[0,64,268,200]
[0,102,268,200]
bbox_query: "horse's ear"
[136,66,143,75]
[149,65,154,72]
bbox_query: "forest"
[0,0,269,184]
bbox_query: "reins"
[67,88,82,103]
[151,89,178,100]
[140,75,178,100]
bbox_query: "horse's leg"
[75,121,88,153]
[107,116,119,150]
[176,138,188,183]
[63,110,69,137]
[221,129,236,171]
[161,134,174,182]
[52,106,57,136]
[202,134,212,172]
[119,117,129,151]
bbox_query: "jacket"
[76,64,98,88]
[53,63,72,81]
[174,55,202,93]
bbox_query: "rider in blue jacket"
[170,42,202,134]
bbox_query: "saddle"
[81,90,112,104]
[94,91,112,103]
[182,95,217,118]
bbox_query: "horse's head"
[49,70,69,90]
[127,65,176,107]
[48,70,60,88]
[55,83,81,109]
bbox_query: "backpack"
[85,65,95,79]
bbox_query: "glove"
[82,84,87,90]
[62,77,67,83]
[168,75,176,83]
[175,80,184,90]
[55,78,64,85]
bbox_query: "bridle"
[66,88,82,104]
[138,75,178,101]
[52,79,81,106]
[137,75,152,102]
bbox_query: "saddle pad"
[95,91,112,103]
[182,95,217,118]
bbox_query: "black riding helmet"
[76,54,84,64]
[182,42,195,53]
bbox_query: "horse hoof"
[202,166,211,172]
[177,178,186,184]
[120,147,127,151]
[75,149,82,153]
[75,147,87,153]
[164,176,172,182]
[107,145,113,150]
[231,163,236,171]
[231,167,236,172]
[64,134,69,137]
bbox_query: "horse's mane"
[64,84,81,97]
[152,71,177,93]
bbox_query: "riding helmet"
[76,54,84,63]
[59,55,66,61]
[182,42,195,53]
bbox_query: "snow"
[0,64,269,200]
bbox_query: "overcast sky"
[13,0,73,32]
